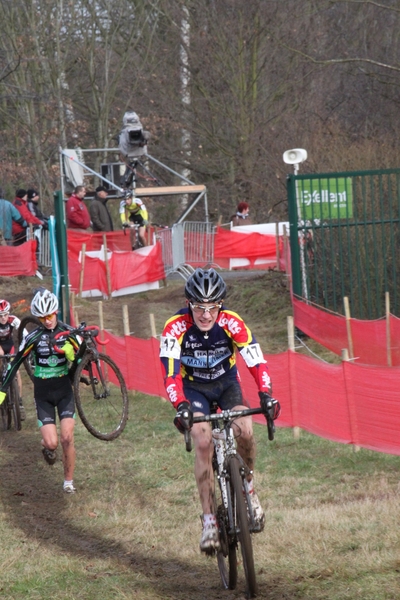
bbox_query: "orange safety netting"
[0,241,38,276]
[293,297,400,366]
[100,329,400,456]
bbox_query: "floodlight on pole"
[283,148,309,300]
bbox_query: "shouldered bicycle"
[184,399,278,599]
[0,354,21,431]
[18,318,129,441]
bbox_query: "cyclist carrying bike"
[160,268,280,553]
[0,289,80,493]
[119,191,148,247]
[0,299,26,420]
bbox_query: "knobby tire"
[228,455,257,598]
[10,379,21,431]
[18,315,42,382]
[73,352,129,441]
[1,402,11,430]
[216,473,238,591]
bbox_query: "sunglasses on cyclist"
[189,302,222,315]
[38,313,57,322]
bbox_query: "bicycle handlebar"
[192,406,267,424]
[53,325,109,354]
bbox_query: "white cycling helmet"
[31,289,59,317]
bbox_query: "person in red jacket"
[65,186,90,230]
[12,189,44,245]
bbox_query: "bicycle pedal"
[79,375,91,385]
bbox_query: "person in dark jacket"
[89,186,114,232]
[230,201,252,227]
[12,189,44,245]
[27,189,49,229]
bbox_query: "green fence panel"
[287,168,400,319]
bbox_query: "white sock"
[203,513,217,527]
[64,480,73,487]
[248,479,254,494]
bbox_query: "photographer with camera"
[119,191,148,248]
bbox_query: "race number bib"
[240,343,266,367]
[160,336,181,359]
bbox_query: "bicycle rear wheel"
[18,316,42,382]
[73,352,129,441]
[9,379,21,431]
[228,455,257,598]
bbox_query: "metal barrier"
[287,168,400,318]
[26,227,52,269]
[156,222,215,275]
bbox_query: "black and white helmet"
[31,289,59,317]
[185,268,226,303]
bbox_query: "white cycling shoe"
[200,523,220,553]
[249,491,265,532]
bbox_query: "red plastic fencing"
[102,329,400,456]
[67,230,165,295]
[0,241,38,276]
[214,226,286,270]
[293,297,400,366]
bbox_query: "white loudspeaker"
[283,148,308,165]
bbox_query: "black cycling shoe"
[42,448,57,465]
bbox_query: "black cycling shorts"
[34,375,75,427]
[0,340,14,354]
[129,213,145,227]
[183,371,244,415]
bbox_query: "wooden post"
[74,309,79,326]
[287,315,295,352]
[102,235,112,298]
[275,222,281,271]
[70,291,75,324]
[341,348,360,452]
[385,291,392,367]
[79,243,86,298]
[343,297,354,360]
[149,313,157,338]
[287,316,300,440]
[122,305,130,336]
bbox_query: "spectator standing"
[65,185,90,230]
[230,201,252,227]
[89,186,114,232]
[27,189,49,229]
[12,189,44,245]
[0,187,27,245]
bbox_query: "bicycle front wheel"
[74,353,129,441]
[215,473,238,590]
[9,379,21,431]
[228,455,257,598]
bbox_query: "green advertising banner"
[297,177,353,220]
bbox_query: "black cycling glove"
[258,391,281,420]
[174,401,194,434]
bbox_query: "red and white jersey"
[159,306,271,408]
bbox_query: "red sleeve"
[66,198,90,229]
[159,314,189,409]
[13,200,42,225]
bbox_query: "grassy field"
[1,383,400,600]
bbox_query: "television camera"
[118,111,151,189]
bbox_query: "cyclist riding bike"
[159,268,280,553]
[0,289,80,493]
[119,191,148,247]
[0,299,26,420]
